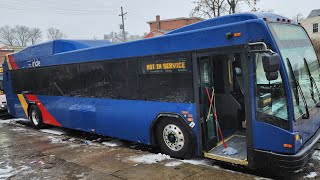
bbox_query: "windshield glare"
[270,23,320,120]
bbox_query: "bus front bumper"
[254,127,320,172]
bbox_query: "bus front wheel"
[156,118,193,159]
[29,105,44,129]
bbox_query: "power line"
[0,1,117,14]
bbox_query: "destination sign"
[142,58,190,74]
[0,67,3,73]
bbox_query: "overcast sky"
[1,0,319,40]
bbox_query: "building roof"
[308,9,320,18]
[147,17,204,24]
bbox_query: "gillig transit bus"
[3,13,320,171]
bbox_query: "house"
[144,15,203,38]
[301,9,320,39]
[0,45,25,65]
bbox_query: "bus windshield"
[269,23,320,120]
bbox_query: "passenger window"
[254,53,290,130]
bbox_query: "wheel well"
[27,102,36,117]
[150,114,195,148]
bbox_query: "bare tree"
[104,31,142,43]
[47,27,67,40]
[227,0,258,14]
[191,0,258,18]
[190,0,227,18]
[14,25,32,46]
[0,25,16,46]
[29,28,42,45]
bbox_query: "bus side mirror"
[262,53,280,81]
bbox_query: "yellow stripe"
[5,55,12,70]
[17,94,28,117]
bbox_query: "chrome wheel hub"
[163,124,184,151]
[31,110,39,126]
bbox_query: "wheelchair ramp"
[204,135,248,166]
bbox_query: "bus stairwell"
[198,53,248,165]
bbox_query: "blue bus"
[3,13,320,171]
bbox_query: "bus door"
[198,56,217,151]
[197,52,248,165]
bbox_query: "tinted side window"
[10,54,193,104]
[78,60,138,99]
[140,73,193,103]
[48,64,81,96]
[139,54,194,103]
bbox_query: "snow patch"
[102,140,122,147]
[129,153,171,164]
[304,172,318,179]
[0,165,30,179]
[47,136,63,144]
[11,127,27,131]
[0,120,13,124]
[312,150,320,161]
[0,118,28,124]
[254,177,272,180]
[164,161,182,167]
[40,128,66,135]
[181,159,212,166]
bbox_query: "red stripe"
[9,55,18,70]
[25,94,61,127]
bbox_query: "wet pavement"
[0,118,319,180]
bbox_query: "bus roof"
[7,12,294,69]
[12,40,111,61]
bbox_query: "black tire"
[29,105,44,129]
[156,118,193,159]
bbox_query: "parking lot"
[0,118,319,180]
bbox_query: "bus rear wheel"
[29,105,44,129]
[156,118,193,159]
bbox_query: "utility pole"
[119,6,127,42]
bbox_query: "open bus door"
[197,50,249,166]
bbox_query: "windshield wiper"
[304,58,320,106]
[286,58,310,119]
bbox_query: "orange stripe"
[17,94,28,118]
[5,55,12,70]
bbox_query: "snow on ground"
[164,161,183,167]
[40,128,66,135]
[102,140,122,147]
[129,153,171,164]
[181,159,212,166]
[254,177,272,180]
[0,165,30,179]
[304,172,318,179]
[312,150,320,161]
[0,120,14,124]
[0,118,28,124]
[47,136,64,144]
[11,127,27,131]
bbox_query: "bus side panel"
[7,96,26,118]
[36,95,198,145]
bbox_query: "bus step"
[204,134,248,166]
